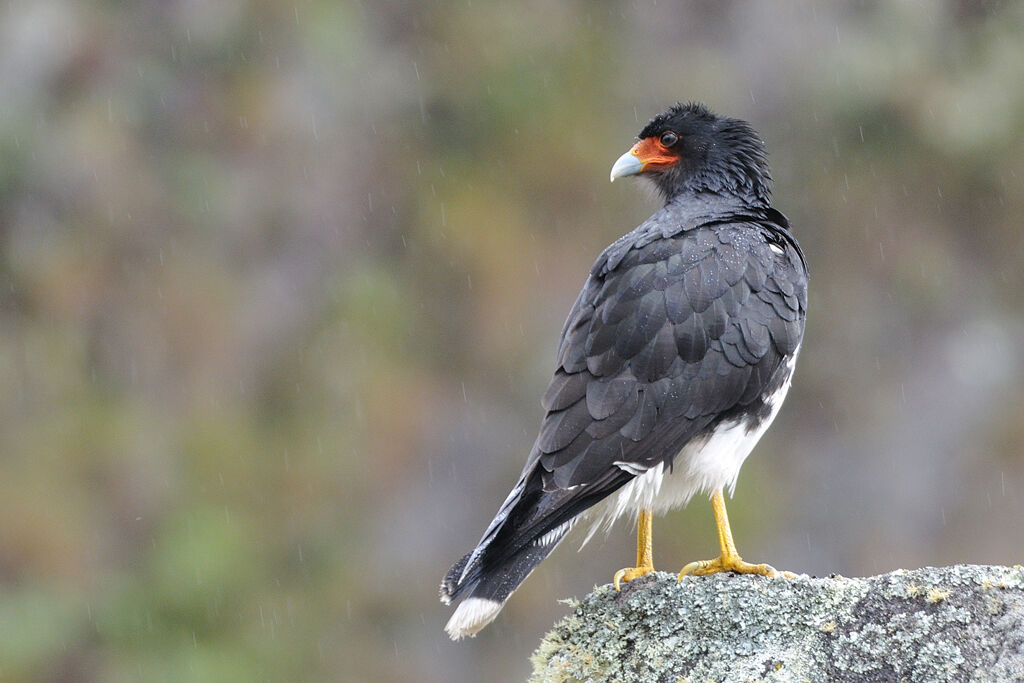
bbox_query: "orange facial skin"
[629,137,680,172]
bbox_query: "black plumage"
[441,102,808,639]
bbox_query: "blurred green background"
[1,0,1023,680]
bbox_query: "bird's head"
[610,102,771,206]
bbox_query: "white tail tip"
[444,597,504,640]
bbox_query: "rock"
[529,565,1024,682]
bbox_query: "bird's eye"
[660,131,679,147]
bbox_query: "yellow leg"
[613,509,655,591]
[678,489,789,580]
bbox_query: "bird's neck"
[663,189,771,222]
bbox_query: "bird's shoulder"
[557,215,806,373]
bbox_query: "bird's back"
[540,209,807,495]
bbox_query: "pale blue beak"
[609,150,643,182]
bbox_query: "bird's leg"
[678,489,788,579]
[613,508,655,591]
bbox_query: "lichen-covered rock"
[530,565,1024,682]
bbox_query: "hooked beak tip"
[609,150,643,182]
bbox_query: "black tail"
[440,460,628,639]
[440,477,586,638]
[440,527,568,639]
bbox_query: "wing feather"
[541,369,589,412]
[585,374,634,420]
[537,398,592,453]
[490,218,807,563]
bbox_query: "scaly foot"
[678,489,797,582]
[616,508,655,591]
[614,565,655,591]
[677,553,793,580]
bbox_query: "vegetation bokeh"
[1,1,1023,680]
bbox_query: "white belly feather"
[581,353,797,544]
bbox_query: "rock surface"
[530,565,1024,682]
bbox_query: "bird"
[439,102,808,640]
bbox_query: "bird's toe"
[613,565,655,591]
